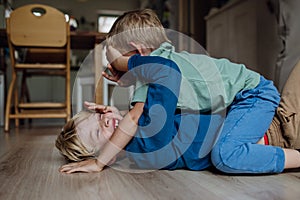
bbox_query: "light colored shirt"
[131,42,260,113]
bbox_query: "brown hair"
[106,9,170,54]
[55,111,96,162]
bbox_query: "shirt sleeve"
[128,54,181,106]
[127,54,180,82]
[125,54,183,169]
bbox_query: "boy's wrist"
[112,56,130,72]
[95,158,105,169]
[106,45,130,72]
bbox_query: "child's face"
[76,112,117,153]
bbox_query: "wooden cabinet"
[206,0,281,81]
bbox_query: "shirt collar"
[151,42,174,56]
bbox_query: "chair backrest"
[7,4,68,48]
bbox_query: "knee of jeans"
[210,144,224,171]
[210,142,239,173]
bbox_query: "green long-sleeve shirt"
[131,42,260,113]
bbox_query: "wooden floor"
[1,125,300,200]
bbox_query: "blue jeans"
[211,76,284,173]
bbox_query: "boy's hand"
[59,159,104,174]
[84,101,120,114]
[102,64,135,87]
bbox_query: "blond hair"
[106,9,170,54]
[55,111,96,162]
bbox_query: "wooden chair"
[4,4,71,131]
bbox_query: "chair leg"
[20,71,30,103]
[4,74,16,132]
[20,71,32,125]
[14,82,19,127]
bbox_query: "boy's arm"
[105,42,153,73]
[95,102,143,168]
[106,43,151,72]
[103,46,137,86]
[102,63,136,87]
[59,102,144,174]
[106,46,130,72]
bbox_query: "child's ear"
[129,42,148,56]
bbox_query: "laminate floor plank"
[1,126,300,200]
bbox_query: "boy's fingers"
[102,71,111,80]
[84,101,95,107]
[84,101,107,111]
[102,71,118,82]
[107,64,117,75]
[65,167,83,174]
[104,112,123,121]
[103,64,117,78]
[60,166,80,174]
[61,162,78,168]
[59,166,73,173]
[59,161,88,173]
[59,162,80,171]
[84,101,98,110]
[84,102,120,114]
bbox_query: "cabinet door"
[228,0,258,70]
[206,12,230,58]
